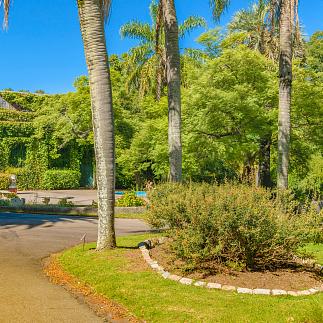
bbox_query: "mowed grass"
[58,235,323,323]
[115,213,148,220]
[302,243,323,265]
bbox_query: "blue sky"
[0,0,322,94]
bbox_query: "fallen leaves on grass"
[43,255,142,323]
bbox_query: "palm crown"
[120,0,206,99]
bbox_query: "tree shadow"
[0,212,98,230]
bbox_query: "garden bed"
[150,241,323,291]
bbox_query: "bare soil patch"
[151,243,322,291]
[123,249,151,272]
[43,255,141,323]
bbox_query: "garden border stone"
[138,238,323,297]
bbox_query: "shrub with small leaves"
[148,183,323,271]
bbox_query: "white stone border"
[138,238,323,297]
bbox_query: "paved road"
[0,212,150,323]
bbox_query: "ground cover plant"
[58,234,323,323]
[148,183,323,272]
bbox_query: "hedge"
[42,169,81,190]
[0,173,9,190]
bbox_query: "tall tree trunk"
[257,24,272,188]
[77,0,116,250]
[277,0,292,189]
[257,134,272,188]
[161,0,182,182]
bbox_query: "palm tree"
[210,0,299,189]
[269,0,300,189]
[1,0,10,28]
[77,0,116,250]
[228,1,276,57]
[160,0,182,182]
[120,0,206,100]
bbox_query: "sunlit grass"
[58,235,323,323]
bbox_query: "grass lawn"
[115,213,148,220]
[301,243,323,265]
[58,234,323,323]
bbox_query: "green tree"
[77,0,116,250]
[183,46,276,183]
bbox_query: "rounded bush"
[148,183,322,271]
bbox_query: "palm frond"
[0,0,11,29]
[209,0,231,22]
[120,21,154,43]
[179,16,207,38]
[102,0,111,21]
[149,0,159,25]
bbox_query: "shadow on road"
[0,212,97,230]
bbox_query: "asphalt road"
[0,212,150,323]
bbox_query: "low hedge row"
[1,168,81,190]
[42,169,81,190]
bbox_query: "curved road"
[0,212,150,322]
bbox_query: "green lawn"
[301,243,323,265]
[58,235,323,323]
[115,213,148,220]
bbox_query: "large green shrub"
[0,173,9,190]
[148,183,322,271]
[42,169,80,190]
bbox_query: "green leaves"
[209,0,231,22]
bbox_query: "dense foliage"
[0,21,321,196]
[148,183,323,271]
[42,170,81,190]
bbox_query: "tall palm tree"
[269,0,300,189]
[276,0,293,189]
[121,1,206,100]
[77,0,116,250]
[210,0,299,189]
[160,0,182,182]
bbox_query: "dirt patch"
[122,249,150,273]
[151,243,322,291]
[43,255,142,323]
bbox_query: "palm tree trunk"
[277,0,292,189]
[77,0,116,250]
[257,23,272,188]
[257,134,272,188]
[161,0,182,182]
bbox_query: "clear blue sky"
[0,0,322,94]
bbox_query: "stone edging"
[138,238,323,297]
